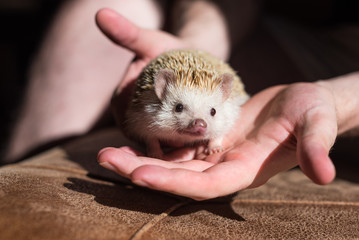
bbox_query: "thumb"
[297,108,337,185]
[95,8,150,57]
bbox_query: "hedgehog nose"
[188,119,207,134]
[192,119,207,128]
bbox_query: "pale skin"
[96,9,359,200]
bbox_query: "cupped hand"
[98,82,338,200]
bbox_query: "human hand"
[95,8,191,122]
[98,82,338,200]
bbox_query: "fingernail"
[99,161,117,172]
[120,147,137,156]
[97,147,114,159]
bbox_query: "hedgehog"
[123,49,249,159]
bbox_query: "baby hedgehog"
[123,49,249,159]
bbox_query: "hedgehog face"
[152,84,234,143]
[147,68,241,144]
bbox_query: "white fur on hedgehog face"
[148,84,240,143]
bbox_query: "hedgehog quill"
[123,49,249,159]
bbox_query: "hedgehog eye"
[210,108,216,116]
[175,103,184,113]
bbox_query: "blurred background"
[0,0,62,155]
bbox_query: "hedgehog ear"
[218,73,233,102]
[154,69,176,100]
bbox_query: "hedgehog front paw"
[206,138,224,155]
[206,146,224,155]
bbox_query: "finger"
[131,160,255,200]
[97,147,213,178]
[95,8,156,58]
[297,108,337,184]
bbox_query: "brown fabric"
[1,128,359,240]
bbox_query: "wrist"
[316,72,359,135]
[172,0,230,60]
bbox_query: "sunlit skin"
[96,9,359,200]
